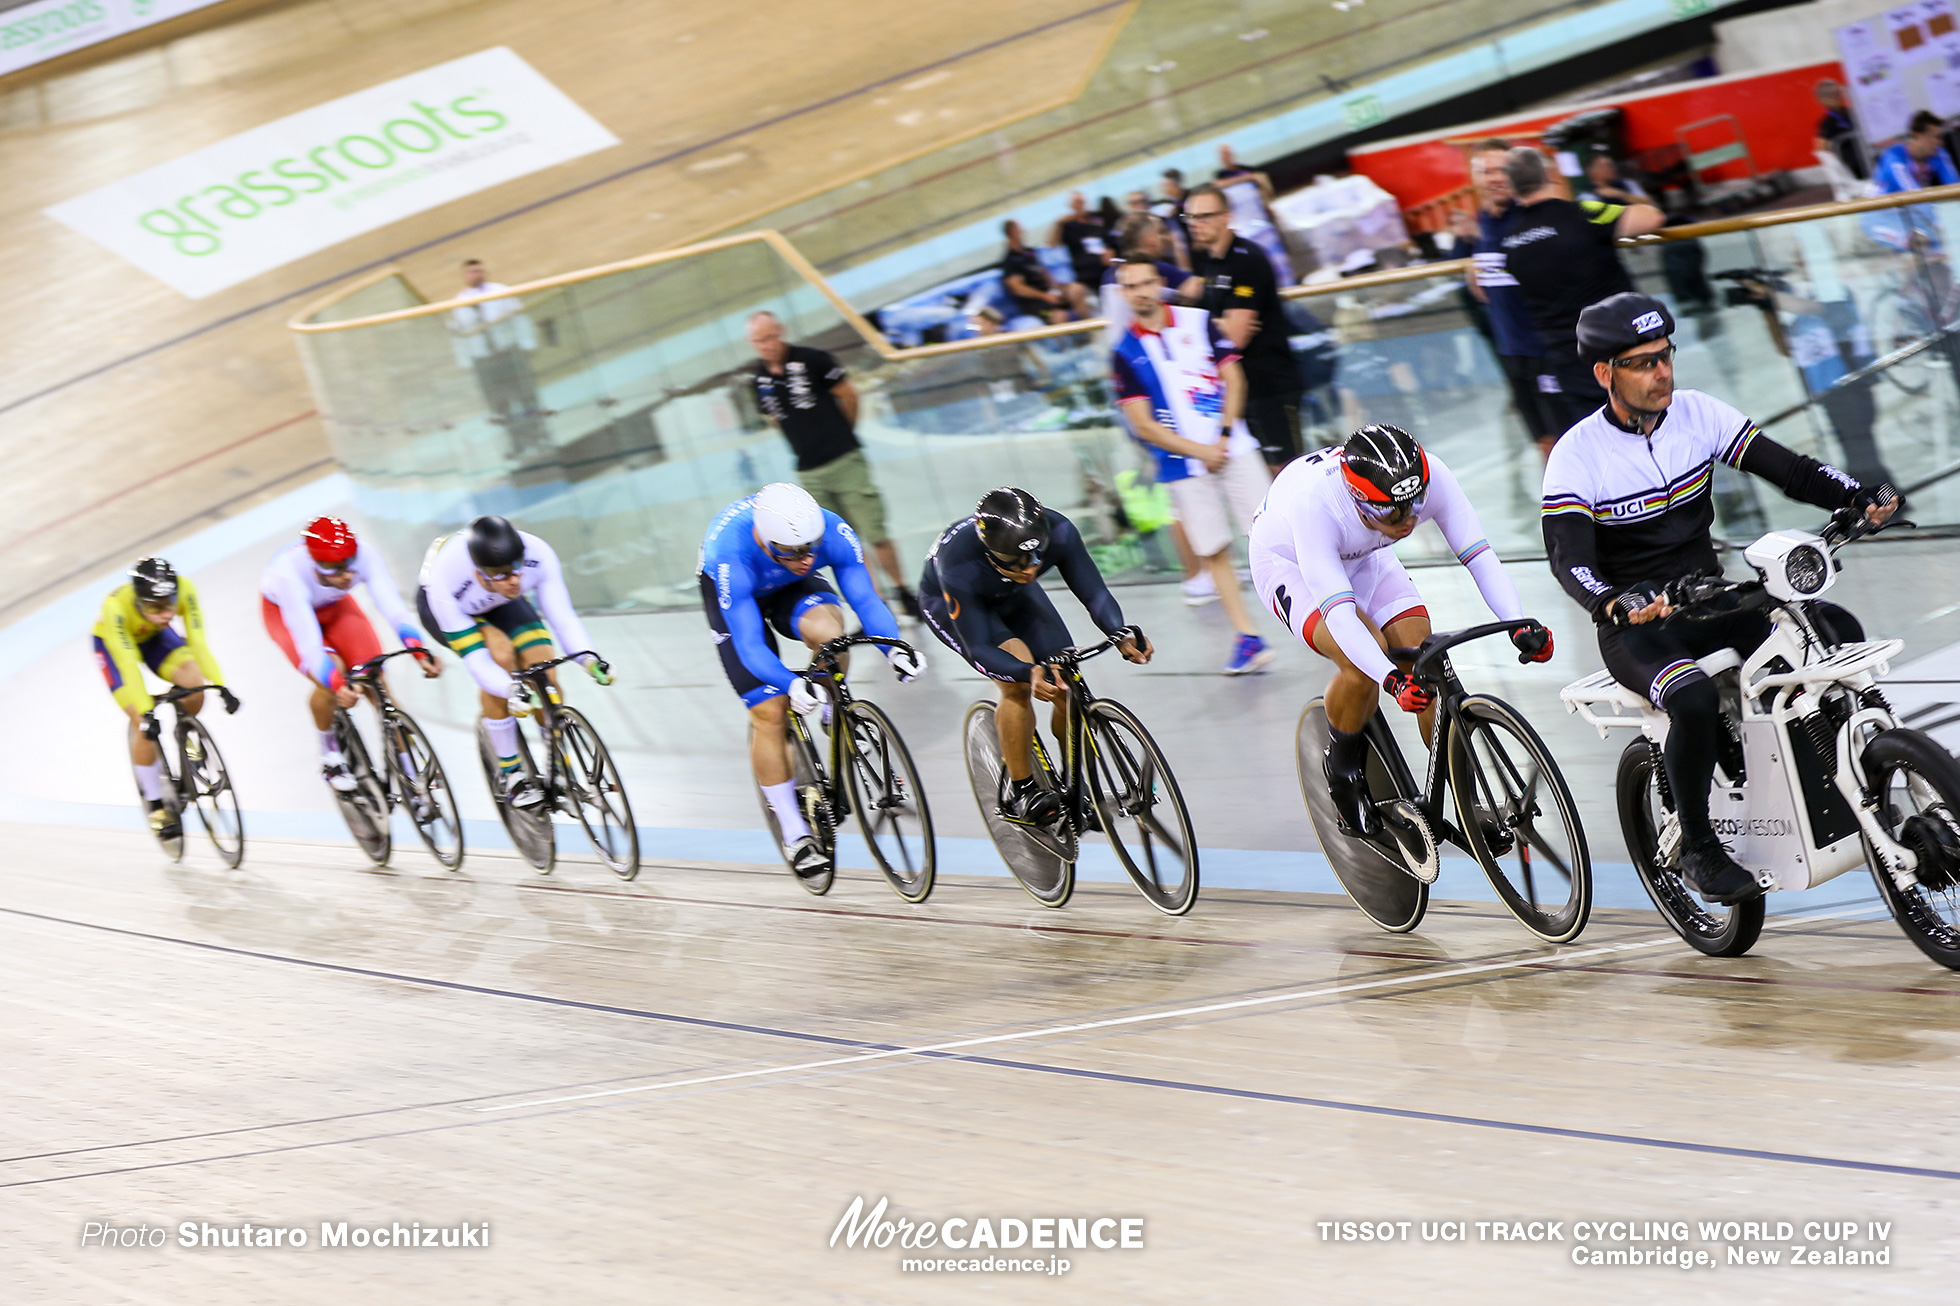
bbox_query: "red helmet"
[303,515,358,565]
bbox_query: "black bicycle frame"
[1367,619,1544,855]
[802,633,913,804]
[1035,636,1123,806]
[509,650,606,796]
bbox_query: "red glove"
[1383,669,1433,713]
[1511,624,1554,663]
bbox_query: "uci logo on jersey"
[1631,310,1665,334]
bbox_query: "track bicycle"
[475,651,637,879]
[136,683,243,868]
[331,648,464,869]
[961,627,1198,916]
[1295,617,1591,941]
[758,634,935,901]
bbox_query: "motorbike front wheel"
[1862,728,1960,970]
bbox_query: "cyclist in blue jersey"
[700,482,923,879]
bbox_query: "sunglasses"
[1610,345,1675,373]
[478,565,520,581]
[765,542,817,565]
[1354,492,1424,525]
[1182,208,1229,221]
[314,561,353,578]
[137,599,177,617]
[987,548,1043,572]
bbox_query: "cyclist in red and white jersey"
[262,516,438,792]
[1249,425,1549,836]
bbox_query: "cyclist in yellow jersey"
[92,558,228,839]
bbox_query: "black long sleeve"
[1737,432,1861,511]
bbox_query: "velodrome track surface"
[6,485,1960,1299]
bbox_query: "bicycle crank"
[1378,799,1439,884]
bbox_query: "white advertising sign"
[44,47,619,298]
[1,0,228,78]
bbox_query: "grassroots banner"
[0,0,227,78]
[44,46,619,298]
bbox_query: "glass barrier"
[294,194,1960,616]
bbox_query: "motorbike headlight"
[1785,543,1829,595]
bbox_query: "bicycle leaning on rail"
[1295,617,1591,941]
[962,627,1198,916]
[136,683,244,868]
[759,635,935,901]
[475,651,637,879]
[331,648,464,869]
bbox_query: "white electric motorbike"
[1561,510,1960,969]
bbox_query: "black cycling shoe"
[1323,754,1380,839]
[998,779,1063,828]
[147,799,181,842]
[1677,835,1763,905]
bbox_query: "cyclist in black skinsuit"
[919,488,1152,827]
[1542,293,1899,906]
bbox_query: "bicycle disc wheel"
[179,717,243,868]
[755,719,834,894]
[1085,699,1198,916]
[962,701,1073,908]
[842,699,935,903]
[333,713,392,866]
[1862,728,1960,970]
[388,709,463,870]
[1295,699,1426,932]
[1617,739,1763,957]
[554,706,639,880]
[1446,695,1591,943]
[477,719,554,872]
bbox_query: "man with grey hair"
[1495,146,1664,445]
[744,312,919,620]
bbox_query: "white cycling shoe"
[321,751,359,793]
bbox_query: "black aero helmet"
[129,556,179,605]
[465,515,524,571]
[1576,292,1674,362]
[975,487,1051,567]
[1341,425,1429,520]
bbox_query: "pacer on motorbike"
[1540,293,1899,905]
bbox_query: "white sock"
[485,715,519,763]
[762,779,811,842]
[397,751,418,782]
[134,762,163,802]
[317,729,339,757]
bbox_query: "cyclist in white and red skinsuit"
[262,516,437,793]
[1249,425,1548,836]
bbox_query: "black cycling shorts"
[416,587,552,659]
[1597,600,1860,708]
[699,572,839,705]
[920,583,1072,681]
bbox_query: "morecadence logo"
[46,47,619,298]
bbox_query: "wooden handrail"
[286,181,1960,361]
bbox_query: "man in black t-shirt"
[744,312,920,620]
[1498,147,1665,447]
[1184,182,1301,467]
[999,220,1086,324]
[1051,190,1112,291]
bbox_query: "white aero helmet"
[751,482,826,551]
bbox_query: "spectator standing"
[744,313,922,621]
[1184,182,1304,468]
[1814,79,1868,180]
[1497,146,1665,446]
[1110,259,1275,675]
[1463,139,1552,447]
[1214,144,1295,287]
[1099,214,1203,338]
[448,259,548,457]
[1000,220,1087,324]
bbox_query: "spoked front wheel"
[1447,695,1591,943]
[1862,728,1960,970]
[333,713,392,866]
[179,716,244,868]
[478,720,554,873]
[553,707,639,880]
[387,709,463,870]
[1085,699,1198,916]
[755,719,834,895]
[1617,739,1763,957]
[842,700,935,903]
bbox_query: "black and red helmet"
[1340,425,1429,520]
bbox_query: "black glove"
[1849,483,1901,518]
[218,687,241,714]
[1511,623,1553,663]
[1605,589,1657,627]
